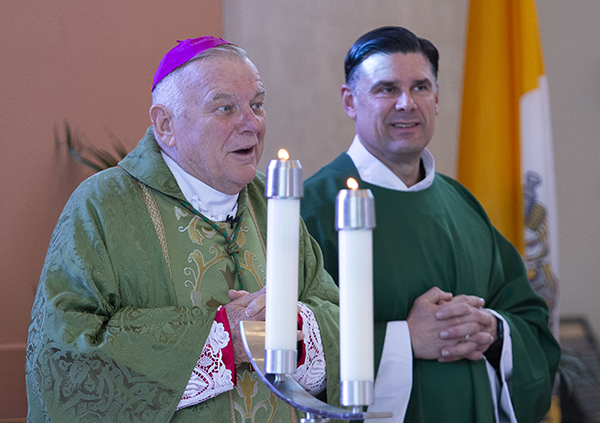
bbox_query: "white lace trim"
[293,302,327,395]
[178,302,326,409]
[177,319,234,410]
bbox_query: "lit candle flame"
[347,178,359,190]
[278,149,289,161]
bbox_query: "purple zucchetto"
[152,36,231,91]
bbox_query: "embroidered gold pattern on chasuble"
[173,206,266,308]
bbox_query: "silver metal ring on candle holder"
[300,412,330,423]
[335,189,376,230]
[265,349,297,375]
[341,380,374,407]
[265,159,303,199]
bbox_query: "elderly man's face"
[170,55,266,194]
[343,52,438,171]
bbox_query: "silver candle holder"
[265,155,303,199]
[240,321,392,422]
[335,187,376,230]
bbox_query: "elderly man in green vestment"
[301,27,560,423]
[26,37,340,422]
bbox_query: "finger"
[473,309,496,328]
[418,286,453,304]
[468,331,495,351]
[464,331,494,346]
[436,301,477,320]
[442,331,494,356]
[439,348,484,362]
[436,301,491,323]
[440,322,486,340]
[452,294,485,308]
[297,330,305,342]
[245,294,266,318]
[442,307,495,329]
[439,340,481,362]
[245,286,266,301]
[229,286,266,307]
[228,289,249,301]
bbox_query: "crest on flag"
[524,171,559,331]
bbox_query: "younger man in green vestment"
[301,26,560,423]
[26,37,340,422]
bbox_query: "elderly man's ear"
[150,104,176,148]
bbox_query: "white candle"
[336,178,376,392]
[264,149,303,374]
[265,197,300,351]
[339,230,374,381]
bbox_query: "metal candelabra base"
[240,321,392,422]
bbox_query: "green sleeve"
[487,230,561,422]
[26,174,215,423]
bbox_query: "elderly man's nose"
[239,106,263,132]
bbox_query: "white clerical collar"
[347,134,435,192]
[161,151,238,222]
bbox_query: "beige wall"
[0,1,222,418]
[224,0,600,335]
[224,0,468,178]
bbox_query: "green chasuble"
[26,127,341,423]
[301,153,561,423]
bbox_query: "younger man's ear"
[341,85,357,120]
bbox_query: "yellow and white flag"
[457,0,559,338]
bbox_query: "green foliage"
[55,120,128,172]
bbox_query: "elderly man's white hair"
[151,43,251,118]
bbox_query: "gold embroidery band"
[228,390,237,423]
[137,182,173,281]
